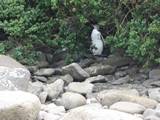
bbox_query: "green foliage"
[0,0,160,65]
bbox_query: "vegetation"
[0,0,160,65]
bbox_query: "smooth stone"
[110,101,146,114]
[60,105,143,120]
[0,91,41,120]
[60,92,86,110]
[143,109,160,120]
[97,89,158,108]
[67,82,94,94]
[62,63,90,81]
[61,74,73,84]
[39,91,48,104]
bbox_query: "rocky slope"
[0,54,160,120]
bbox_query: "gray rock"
[62,63,90,81]
[115,71,127,79]
[33,76,48,82]
[27,81,44,96]
[97,89,158,108]
[143,109,160,120]
[39,91,48,104]
[149,69,160,80]
[61,92,86,110]
[110,101,146,114]
[48,75,61,84]
[67,82,94,95]
[85,75,106,83]
[111,75,130,85]
[35,68,56,76]
[0,91,41,120]
[0,55,30,91]
[102,54,133,68]
[61,74,73,84]
[148,88,160,102]
[60,105,143,120]
[85,65,115,76]
[45,79,64,99]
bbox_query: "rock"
[149,69,160,80]
[38,111,61,120]
[115,71,127,79]
[39,91,48,104]
[33,76,48,82]
[148,88,160,102]
[111,75,130,85]
[62,63,90,81]
[97,89,158,108]
[85,75,106,83]
[102,54,133,68]
[60,92,86,110]
[0,55,30,91]
[61,74,73,84]
[85,65,115,76]
[110,101,146,114]
[0,90,41,120]
[34,68,56,76]
[27,66,38,73]
[143,79,160,88]
[45,79,64,99]
[48,75,61,84]
[41,103,65,115]
[60,105,143,120]
[143,109,160,120]
[78,58,95,68]
[67,82,94,95]
[27,81,44,96]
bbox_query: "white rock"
[60,105,143,120]
[38,111,61,120]
[67,82,94,94]
[45,79,64,99]
[41,103,65,115]
[62,63,90,81]
[110,102,146,114]
[0,91,41,120]
[61,92,86,110]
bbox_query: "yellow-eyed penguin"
[91,25,104,55]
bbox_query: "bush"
[0,0,159,66]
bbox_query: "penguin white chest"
[91,29,103,55]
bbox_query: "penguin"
[90,25,104,56]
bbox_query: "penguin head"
[92,24,99,30]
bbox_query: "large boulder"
[62,63,90,81]
[60,105,143,120]
[0,90,41,120]
[0,55,30,91]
